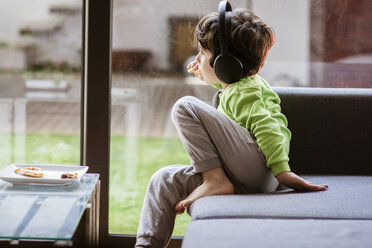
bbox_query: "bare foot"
[175,167,234,214]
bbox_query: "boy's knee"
[149,166,175,188]
[177,95,198,104]
[149,165,191,189]
[172,96,197,111]
[171,96,198,122]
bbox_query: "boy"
[136,4,328,248]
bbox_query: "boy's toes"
[320,184,328,190]
[310,184,328,191]
[181,199,193,209]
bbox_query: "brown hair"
[195,8,275,77]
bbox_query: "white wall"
[0,0,81,69]
[0,0,52,43]
[0,0,80,44]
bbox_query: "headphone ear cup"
[214,54,243,84]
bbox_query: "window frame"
[81,0,112,246]
[81,1,182,246]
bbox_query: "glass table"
[0,173,100,247]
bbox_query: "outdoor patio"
[0,72,217,138]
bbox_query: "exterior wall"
[0,48,26,70]
[3,0,370,88]
[251,0,310,87]
[0,0,59,42]
[0,0,82,70]
[31,10,82,68]
[310,0,372,88]
[112,0,248,70]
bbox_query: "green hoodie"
[217,75,291,176]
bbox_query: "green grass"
[109,136,191,236]
[0,133,80,167]
[0,133,191,236]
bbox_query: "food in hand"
[187,67,196,73]
[61,172,78,179]
[187,67,201,74]
[14,167,44,178]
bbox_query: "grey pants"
[135,96,278,248]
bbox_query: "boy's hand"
[187,61,203,80]
[187,60,199,73]
[276,172,328,192]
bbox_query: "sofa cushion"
[182,218,372,248]
[189,176,372,220]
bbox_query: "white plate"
[0,164,89,186]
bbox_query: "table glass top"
[0,173,99,240]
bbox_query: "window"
[14,0,364,246]
[0,1,82,170]
[3,0,371,246]
[108,0,372,242]
[109,0,222,237]
[256,0,372,88]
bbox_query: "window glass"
[256,0,372,88]
[110,0,372,236]
[0,0,82,169]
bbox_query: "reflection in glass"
[110,0,372,236]
[0,0,82,169]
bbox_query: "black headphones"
[214,1,243,84]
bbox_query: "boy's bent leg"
[171,96,225,173]
[172,96,278,194]
[136,164,202,248]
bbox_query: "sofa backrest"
[274,87,372,176]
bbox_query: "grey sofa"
[182,87,372,248]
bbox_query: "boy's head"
[194,8,275,78]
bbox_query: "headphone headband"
[218,1,232,55]
[214,0,243,84]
